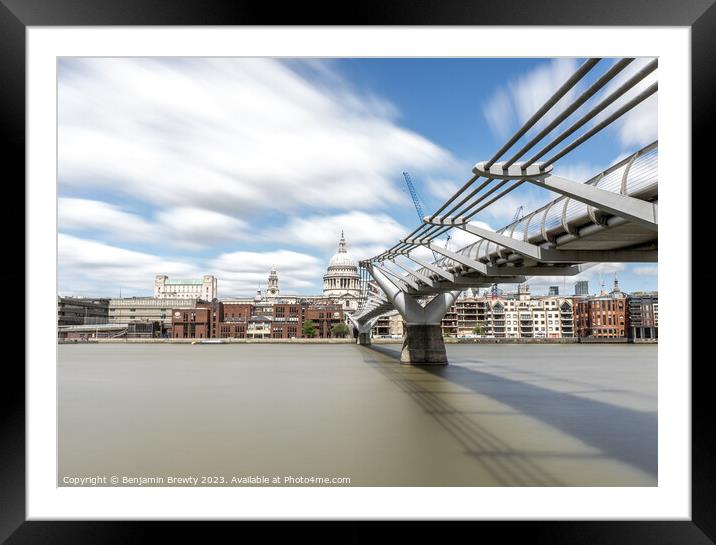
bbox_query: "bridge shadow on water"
[360,344,657,486]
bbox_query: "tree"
[472,323,484,336]
[332,322,350,338]
[302,319,318,338]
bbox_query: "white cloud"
[633,266,658,276]
[591,58,658,150]
[472,187,557,226]
[58,198,155,242]
[482,89,515,140]
[266,211,410,261]
[425,177,460,202]
[509,58,580,131]
[59,233,331,297]
[58,58,454,219]
[58,233,201,296]
[154,207,248,249]
[210,249,325,295]
[483,59,581,142]
[59,198,249,250]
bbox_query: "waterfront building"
[270,303,303,339]
[154,274,217,301]
[109,296,201,334]
[628,293,658,340]
[323,231,361,312]
[438,287,575,339]
[171,307,211,339]
[57,296,109,326]
[303,303,345,338]
[371,310,405,338]
[372,311,405,338]
[163,298,346,340]
[574,296,628,339]
[247,316,272,339]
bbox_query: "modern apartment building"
[439,286,575,339]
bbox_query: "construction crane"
[512,205,524,223]
[402,171,425,223]
[402,171,440,262]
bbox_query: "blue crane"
[402,171,426,223]
[402,171,441,262]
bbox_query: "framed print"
[2,0,714,542]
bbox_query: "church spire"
[267,264,279,297]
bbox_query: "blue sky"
[58,57,658,298]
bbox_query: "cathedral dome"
[326,231,358,271]
[323,231,360,312]
[328,251,356,269]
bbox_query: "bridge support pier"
[347,315,378,346]
[401,324,448,364]
[367,265,460,365]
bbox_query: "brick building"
[167,299,345,340]
[303,304,345,338]
[574,275,629,339]
[171,307,211,339]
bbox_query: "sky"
[57,57,658,298]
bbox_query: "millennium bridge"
[349,58,658,364]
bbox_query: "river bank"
[58,337,656,345]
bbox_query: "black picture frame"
[2,1,712,542]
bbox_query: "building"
[372,311,405,338]
[575,296,628,339]
[303,303,345,338]
[127,321,161,338]
[548,286,560,296]
[574,280,589,296]
[628,293,658,340]
[438,286,575,339]
[171,306,211,339]
[109,296,202,335]
[323,231,361,312]
[154,275,217,300]
[57,296,109,326]
[573,276,627,339]
[270,303,302,339]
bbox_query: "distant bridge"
[349,58,658,364]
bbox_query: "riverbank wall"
[58,337,656,345]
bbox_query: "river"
[58,343,657,486]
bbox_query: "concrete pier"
[401,324,447,364]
